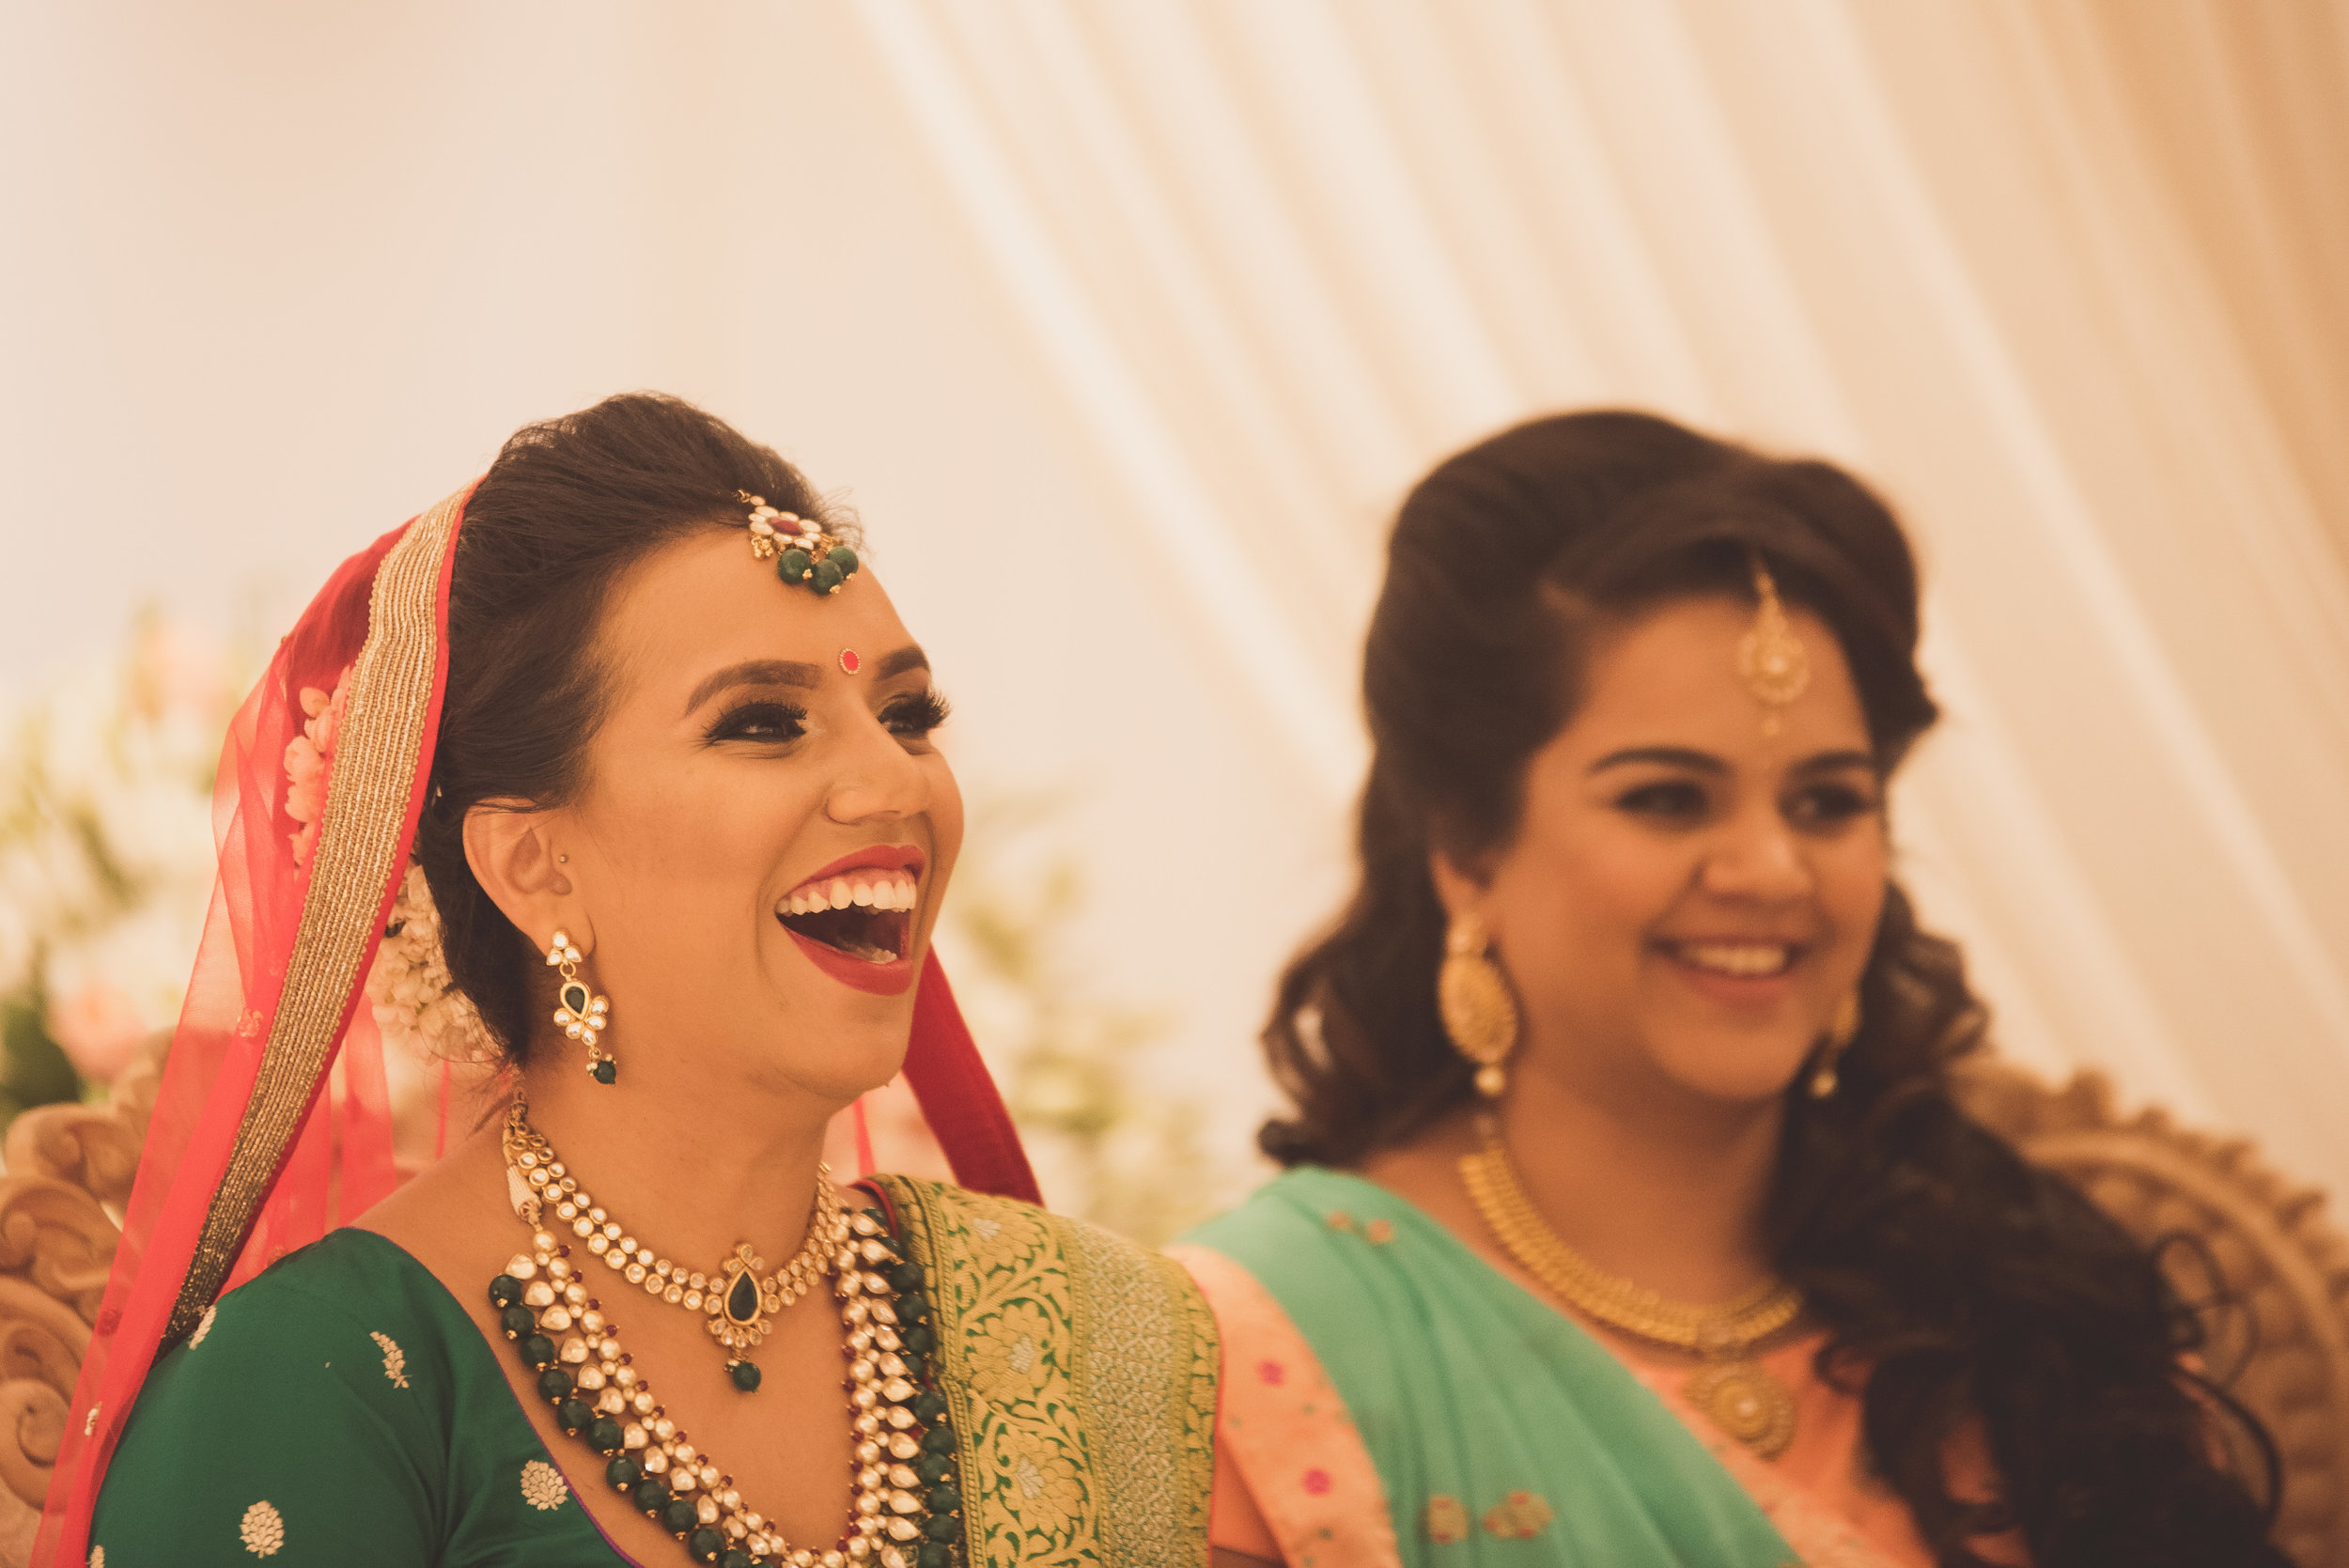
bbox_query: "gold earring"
[547,929,614,1083]
[1810,991,1860,1099]
[1439,911,1519,1098]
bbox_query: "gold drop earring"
[1439,911,1520,1098]
[547,929,614,1083]
[1810,991,1860,1098]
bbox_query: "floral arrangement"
[0,617,243,1121]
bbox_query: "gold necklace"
[503,1105,850,1391]
[1458,1126,1803,1459]
[495,1108,961,1567]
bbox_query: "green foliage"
[0,972,81,1126]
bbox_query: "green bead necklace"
[492,1118,961,1567]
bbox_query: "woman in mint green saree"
[1176,413,2283,1568]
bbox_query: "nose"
[824,716,930,826]
[1696,803,1813,905]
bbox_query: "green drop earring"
[547,929,614,1083]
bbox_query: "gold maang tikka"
[1735,551,1809,737]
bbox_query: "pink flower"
[284,665,353,869]
[47,982,147,1082]
[1301,1468,1331,1496]
[1256,1359,1286,1386]
[128,617,229,722]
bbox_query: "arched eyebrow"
[1589,746,1723,776]
[1587,745,1877,776]
[683,659,819,716]
[872,645,929,680]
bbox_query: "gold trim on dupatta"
[868,1172,1219,1567]
[165,491,464,1343]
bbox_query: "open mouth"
[774,867,921,965]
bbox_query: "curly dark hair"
[411,392,851,1063]
[1259,411,2287,1566]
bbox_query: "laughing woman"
[1176,413,2285,1568]
[44,396,1217,1568]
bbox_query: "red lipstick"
[793,845,926,886]
[775,843,928,996]
[784,930,917,996]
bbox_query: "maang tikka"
[735,491,861,597]
[1736,550,1810,737]
[547,929,614,1083]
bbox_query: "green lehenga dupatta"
[874,1173,1221,1567]
[1184,1168,1804,1568]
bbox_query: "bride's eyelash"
[703,699,807,745]
[882,689,953,737]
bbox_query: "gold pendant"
[1683,1357,1797,1460]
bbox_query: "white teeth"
[1678,943,1792,978]
[780,872,920,916]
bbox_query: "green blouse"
[93,1174,1221,1566]
[93,1226,626,1564]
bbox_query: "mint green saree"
[1181,1167,1806,1567]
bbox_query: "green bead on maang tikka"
[736,490,861,597]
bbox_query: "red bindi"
[839,648,860,675]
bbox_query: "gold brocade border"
[874,1173,1101,1565]
[1062,1219,1218,1565]
[874,1172,1219,1566]
[163,491,464,1343]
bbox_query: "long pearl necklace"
[1458,1125,1805,1460]
[492,1108,962,1567]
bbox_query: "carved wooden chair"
[0,1038,158,1564]
[1959,1060,2349,1568]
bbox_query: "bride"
[43,394,1218,1567]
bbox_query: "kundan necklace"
[494,1103,964,1568]
[1458,1125,1805,1460]
[503,1107,848,1391]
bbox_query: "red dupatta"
[36,488,1037,1566]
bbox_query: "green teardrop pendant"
[560,981,590,1016]
[724,1268,760,1326]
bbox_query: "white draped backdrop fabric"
[848,0,2349,1196]
[5,3,2347,1199]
